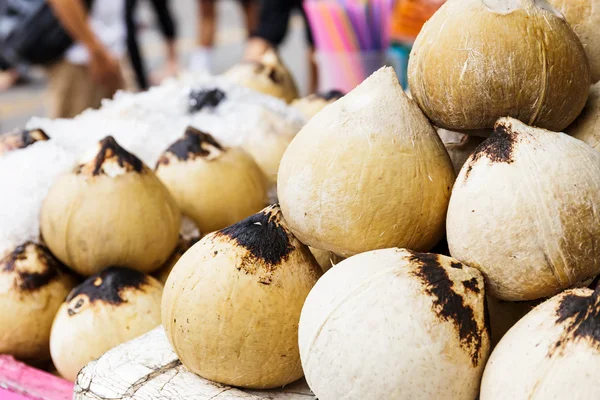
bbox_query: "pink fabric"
[0,356,73,400]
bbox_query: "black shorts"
[252,0,314,47]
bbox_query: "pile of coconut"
[3,0,600,397]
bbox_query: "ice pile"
[0,73,306,255]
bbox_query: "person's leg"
[240,0,259,36]
[125,0,149,90]
[244,0,291,61]
[149,0,179,79]
[299,4,318,94]
[189,0,216,72]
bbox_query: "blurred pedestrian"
[245,0,317,93]
[126,0,179,90]
[189,0,259,73]
[0,56,25,92]
[47,0,127,118]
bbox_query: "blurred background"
[0,0,445,131]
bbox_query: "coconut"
[154,235,200,284]
[447,117,600,301]
[224,49,298,103]
[50,267,163,381]
[40,136,181,276]
[481,287,600,399]
[155,126,267,233]
[308,246,344,273]
[567,82,600,150]
[299,249,490,400]
[0,242,75,362]
[162,205,322,389]
[548,0,600,83]
[438,129,486,174]
[0,128,49,156]
[408,0,591,132]
[278,67,455,257]
[291,90,344,119]
[486,296,539,348]
[240,107,301,189]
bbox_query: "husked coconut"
[567,83,600,150]
[50,267,163,381]
[154,235,200,284]
[308,246,344,273]
[278,67,455,257]
[240,106,302,187]
[481,288,600,399]
[408,0,591,132]
[155,126,267,233]
[0,128,49,156]
[548,0,600,83]
[438,129,486,174]
[40,136,181,276]
[291,90,344,119]
[299,249,490,400]
[447,117,600,301]
[224,49,298,103]
[0,242,75,361]
[162,205,322,389]
[486,296,539,348]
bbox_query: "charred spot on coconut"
[1,242,65,292]
[268,69,282,84]
[216,205,294,270]
[188,88,226,113]
[157,127,224,166]
[408,251,485,366]
[462,277,481,294]
[21,128,49,145]
[74,136,144,176]
[0,128,49,154]
[549,289,600,356]
[65,267,149,312]
[464,120,517,180]
[318,90,345,101]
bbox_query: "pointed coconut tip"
[0,242,65,293]
[76,136,145,177]
[157,126,224,167]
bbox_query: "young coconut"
[155,126,268,233]
[162,205,322,389]
[408,0,590,132]
[0,128,49,156]
[291,90,344,119]
[278,66,455,257]
[223,49,298,103]
[567,82,600,150]
[548,0,600,83]
[447,117,600,301]
[481,287,600,399]
[438,129,486,174]
[154,235,200,284]
[50,267,163,381]
[0,242,76,362]
[309,246,344,273]
[299,249,490,400]
[40,136,181,276]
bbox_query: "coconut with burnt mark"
[481,287,600,398]
[0,242,76,362]
[299,248,490,400]
[278,67,455,257]
[0,128,49,156]
[291,90,344,119]
[447,117,600,301]
[40,136,181,276]
[162,204,321,389]
[156,126,267,233]
[50,266,163,381]
[408,0,590,132]
[223,49,299,103]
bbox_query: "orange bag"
[390,0,446,43]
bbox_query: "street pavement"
[0,0,309,132]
